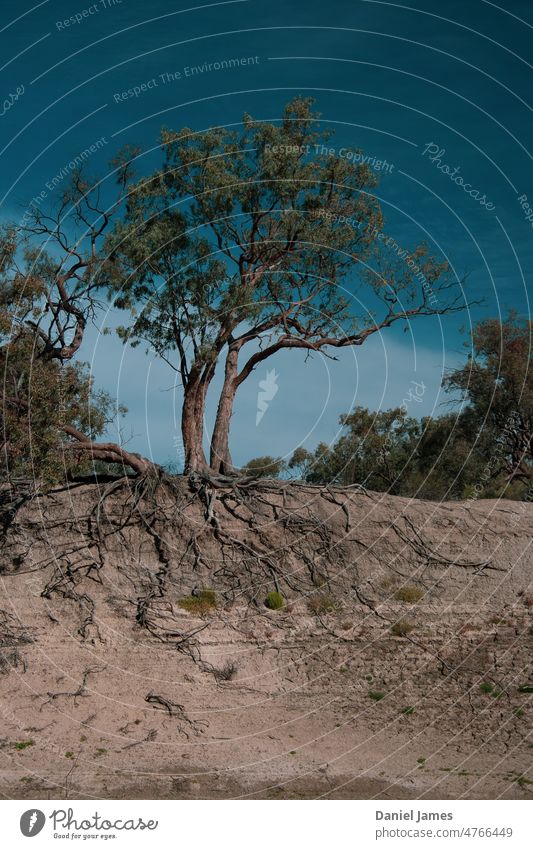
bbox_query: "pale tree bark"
[181,362,219,474]
[210,345,239,475]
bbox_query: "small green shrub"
[391,619,414,637]
[368,690,385,701]
[417,757,426,764]
[265,591,284,610]
[402,706,415,715]
[14,740,34,750]
[307,593,336,615]
[395,586,423,603]
[65,751,74,759]
[479,682,494,694]
[178,589,217,615]
[518,684,533,693]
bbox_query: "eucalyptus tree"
[444,315,533,487]
[0,159,150,487]
[109,97,464,476]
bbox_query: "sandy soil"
[0,480,531,799]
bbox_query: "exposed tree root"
[41,665,106,709]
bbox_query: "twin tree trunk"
[181,348,239,476]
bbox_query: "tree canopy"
[108,96,463,475]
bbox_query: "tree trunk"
[181,368,214,474]
[210,346,240,475]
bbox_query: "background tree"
[285,409,484,499]
[0,159,152,488]
[282,316,532,500]
[444,314,532,489]
[240,455,285,478]
[109,97,464,476]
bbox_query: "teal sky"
[1,0,532,467]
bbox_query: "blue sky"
[1,0,532,467]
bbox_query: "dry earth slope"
[0,476,531,799]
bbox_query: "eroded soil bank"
[0,477,531,799]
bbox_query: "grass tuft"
[307,593,336,615]
[368,690,385,701]
[395,586,423,603]
[178,589,217,615]
[265,591,284,610]
[391,619,414,637]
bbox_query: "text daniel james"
[376,810,453,822]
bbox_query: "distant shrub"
[307,593,336,615]
[179,589,217,615]
[402,706,415,715]
[479,682,494,694]
[395,586,423,603]
[391,619,414,637]
[368,690,385,701]
[14,740,34,750]
[265,591,284,610]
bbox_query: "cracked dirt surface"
[0,477,531,799]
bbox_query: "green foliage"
[178,589,217,615]
[402,706,415,715]
[288,315,533,501]
[444,315,533,496]
[290,407,476,498]
[107,98,385,371]
[0,224,126,487]
[13,740,34,750]
[264,591,284,610]
[368,690,385,701]
[241,456,285,478]
[479,682,494,694]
